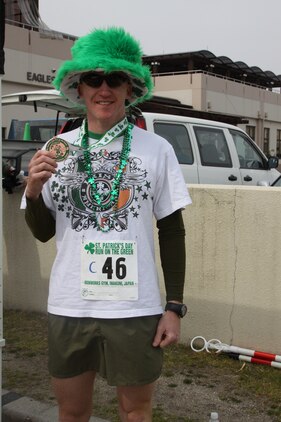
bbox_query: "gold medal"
[46,138,70,162]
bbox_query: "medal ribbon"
[74,117,129,151]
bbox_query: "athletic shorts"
[48,313,163,386]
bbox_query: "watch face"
[180,304,187,317]
[165,303,187,317]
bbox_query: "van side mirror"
[268,156,279,169]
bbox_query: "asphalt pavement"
[2,389,109,422]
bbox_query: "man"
[24,27,191,422]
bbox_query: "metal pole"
[0,1,5,417]
[0,73,5,422]
[0,73,2,422]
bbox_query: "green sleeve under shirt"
[25,196,186,302]
[157,210,186,303]
[25,195,55,243]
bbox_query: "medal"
[46,138,70,162]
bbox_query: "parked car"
[271,175,281,187]
[2,89,280,187]
[7,117,69,142]
[136,112,279,185]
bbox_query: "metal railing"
[152,69,281,92]
[5,19,77,41]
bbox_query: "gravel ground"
[3,348,278,421]
[3,310,280,421]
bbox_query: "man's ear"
[126,83,133,102]
[77,84,83,99]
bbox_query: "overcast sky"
[39,0,281,75]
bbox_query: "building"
[1,0,77,138]
[143,51,281,156]
[2,0,281,157]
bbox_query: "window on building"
[276,130,281,158]
[263,127,270,156]
[5,0,39,25]
[5,0,23,23]
[246,125,256,141]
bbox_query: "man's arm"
[25,194,55,242]
[157,209,186,302]
[25,149,57,242]
[153,209,186,348]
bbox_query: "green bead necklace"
[82,119,133,231]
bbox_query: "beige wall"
[5,24,74,59]
[153,72,281,149]
[154,72,281,116]
[2,24,75,134]
[157,185,281,353]
[4,24,73,89]
[3,185,281,353]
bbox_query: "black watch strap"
[165,302,187,318]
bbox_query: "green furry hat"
[53,27,153,107]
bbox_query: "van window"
[8,119,68,141]
[230,129,266,169]
[194,126,232,167]
[153,123,193,164]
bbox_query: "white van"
[138,112,279,186]
[2,90,280,186]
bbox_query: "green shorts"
[48,313,163,386]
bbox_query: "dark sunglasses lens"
[106,74,127,88]
[80,73,128,88]
[81,74,104,87]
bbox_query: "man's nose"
[100,80,111,89]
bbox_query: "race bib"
[81,240,138,301]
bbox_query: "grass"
[3,309,281,421]
[3,310,47,356]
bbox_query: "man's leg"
[117,382,155,422]
[52,371,96,422]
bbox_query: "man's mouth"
[96,101,113,105]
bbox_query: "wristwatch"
[165,302,187,318]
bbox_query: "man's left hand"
[152,311,180,348]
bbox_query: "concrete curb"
[2,390,109,422]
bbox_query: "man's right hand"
[26,150,57,200]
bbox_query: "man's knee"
[52,372,95,422]
[58,406,92,422]
[117,382,154,422]
[119,399,152,422]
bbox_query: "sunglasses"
[79,72,129,88]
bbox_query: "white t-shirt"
[38,125,192,318]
